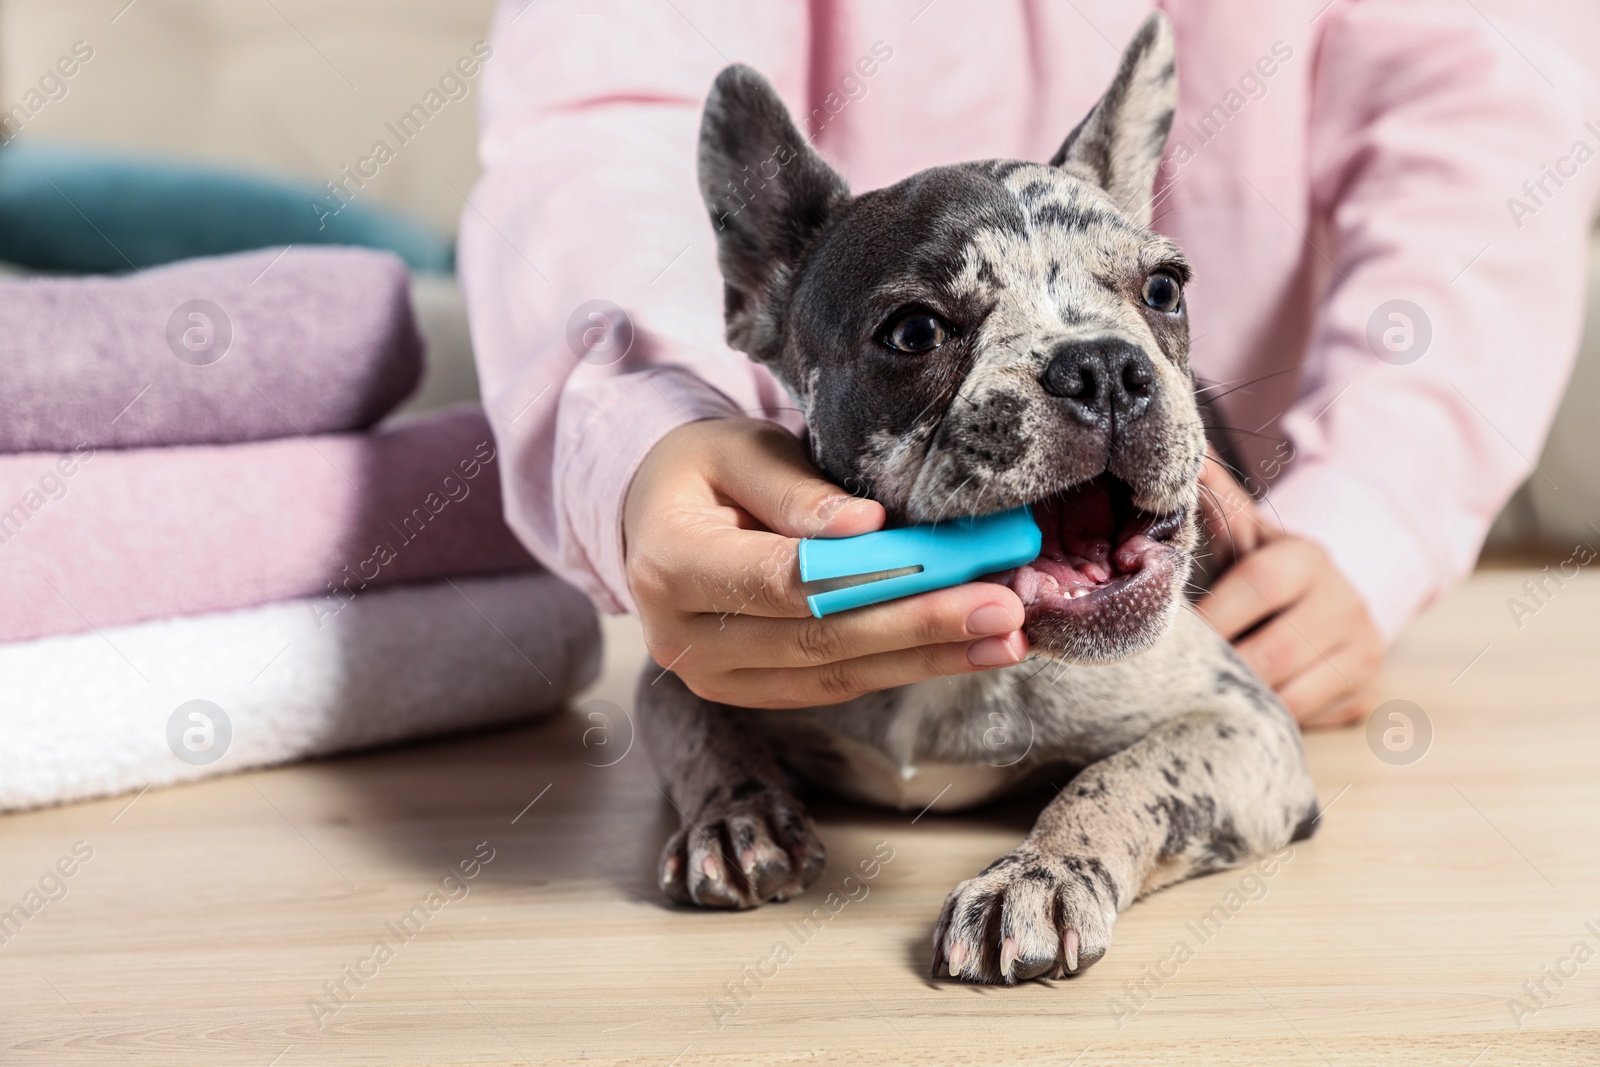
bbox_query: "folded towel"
[0,405,534,644]
[0,573,599,812]
[0,246,424,452]
[0,141,454,274]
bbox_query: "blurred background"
[0,0,496,413]
[4,0,1595,549]
[0,0,616,813]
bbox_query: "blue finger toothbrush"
[797,506,1042,618]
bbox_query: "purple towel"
[0,246,423,451]
[0,405,536,644]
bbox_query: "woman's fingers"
[1275,641,1382,727]
[1232,568,1365,689]
[703,418,884,539]
[1232,613,1328,691]
[685,582,1026,669]
[1198,534,1385,725]
[1195,537,1322,641]
[711,632,1030,709]
[654,521,815,618]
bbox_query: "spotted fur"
[641,12,1318,985]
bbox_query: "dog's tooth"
[1064,928,1081,973]
[1000,936,1020,978]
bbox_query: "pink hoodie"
[459,0,1600,641]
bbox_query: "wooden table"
[4,564,1598,1065]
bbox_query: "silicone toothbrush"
[797,506,1042,618]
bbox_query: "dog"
[636,12,1319,985]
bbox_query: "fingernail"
[967,633,1023,667]
[816,495,850,521]
[965,603,1018,636]
[815,495,878,531]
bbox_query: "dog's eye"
[882,311,949,353]
[1142,272,1183,313]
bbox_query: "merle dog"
[637,13,1318,984]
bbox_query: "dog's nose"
[1041,338,1156,425]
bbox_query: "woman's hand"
[623,418,1028,709]
[1194,454,1385,727]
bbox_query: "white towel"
[0,573,599,812]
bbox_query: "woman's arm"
[458,0,812,613]
[458,1,1032,704]
[1266,0,1600,640]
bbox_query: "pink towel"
[0,246,422,452]
[0,405,534,643]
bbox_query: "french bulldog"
[637,12,1319,985]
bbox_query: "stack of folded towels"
[0,247,599,812]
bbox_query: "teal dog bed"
[0,142,454,274]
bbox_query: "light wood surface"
[4,564,1599,1065]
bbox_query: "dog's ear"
[1049,12,1177,228]
[699,64,850,364]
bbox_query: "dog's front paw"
[658,786,826,909]
[932,846,1120,984]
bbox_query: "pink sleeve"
[1266,0,1600,641]
[458,1,811,614]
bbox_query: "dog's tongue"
[977,482,1114,602]
[982,478,1167,606]
[1032,479,1116,582]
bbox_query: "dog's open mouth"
[983,474,1184,628]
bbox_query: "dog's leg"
[637,667,827,908]
[934,674,1317,983]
